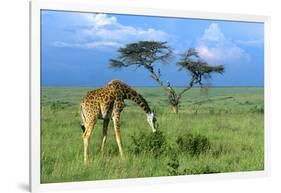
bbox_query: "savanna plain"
[41,87,264,183]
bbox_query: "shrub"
[167,152,184,176]
[131,133,146,155]
[50,101,72,110]
[130,131,167,157]
[183,165,220,174]
[167,154,220,176]
[167,155,180,176]
[176,133,211,156]
[250,105,264,114]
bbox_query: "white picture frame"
[30,1,271,192]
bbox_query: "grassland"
[41,86,264,183]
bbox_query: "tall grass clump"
[167,154,181,176]
[250,105,264,114]
[130,131,167,157]
[176,133,211,156]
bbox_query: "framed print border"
[30,1,270,192]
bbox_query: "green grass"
[40,87,264,183]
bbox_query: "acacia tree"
[110,41,224,113]
[172,48,225,112]
[110,41,172,94]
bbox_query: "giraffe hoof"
[84,159,89,165]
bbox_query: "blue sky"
[41,10,264,87]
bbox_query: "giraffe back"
[80,80,152,124]
[106,80,151,113]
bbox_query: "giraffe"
[80,80,157,164]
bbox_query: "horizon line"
[41,85,264,88]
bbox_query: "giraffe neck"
[106,80,152,114]
[124,88,151,114]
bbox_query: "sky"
[41,10,264,87]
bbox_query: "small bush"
[250,105,264,114]
[183,165,220,174]
[50,101,72,110]
[167,155,220,176]
[130,131,167,157]
[166,144,219,175]
[167,155,181,176]
[176,133,211,156]
[131,133,146,154]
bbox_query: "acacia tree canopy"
[177,48,224,86]
[109,41,172,72]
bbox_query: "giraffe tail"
[80,105,86,133]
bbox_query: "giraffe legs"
[83,117,97,165]
[112,112,125,160]
[100,119,110,156]
[111,98,125,160]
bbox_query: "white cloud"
[51,13,169,50]
[51,40,122,49]
[196,23,249,64]
[235,39,263,47]
[196,46,216,60]
[83,13,118,27]
[202,23,225,42]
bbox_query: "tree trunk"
[171,105,179,114]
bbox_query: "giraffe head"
[147,111,157,133]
